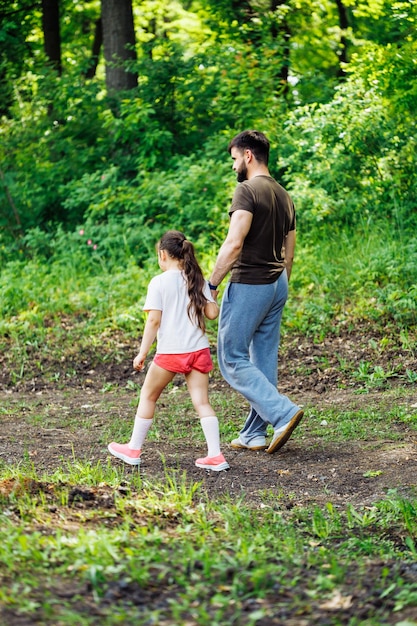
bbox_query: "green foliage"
[0,228,152,347]
[1,211,416,349]
[279,35,417,232]
[101,97,175,170]
[1,457,417,623]
[0,0,416,345]
[0,0,42,115]
[0,71,111,239]
[284,224,417,337]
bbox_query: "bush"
[277,40,417,233]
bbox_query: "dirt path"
[1,328,416,508]
[1,383,416,509]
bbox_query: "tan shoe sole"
[266,410,304,454]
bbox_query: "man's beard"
[237,164,248,182]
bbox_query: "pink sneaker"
[108,442,141,466]
[195,453,229,471]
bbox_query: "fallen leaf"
[319,590,353,610]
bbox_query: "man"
[208,130,303,453]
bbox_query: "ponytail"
[158,230,207,332]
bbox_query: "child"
[108,230,229,471]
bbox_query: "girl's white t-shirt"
[143,269,214,354]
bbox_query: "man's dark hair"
[228,130,270,165]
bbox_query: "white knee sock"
[200,415,221,457]
[129,416,153,450]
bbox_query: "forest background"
[1,0,416,350]
[1,1,417,624]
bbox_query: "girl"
[108,230,229,471]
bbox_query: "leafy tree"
[0,72,111,239]
[1,0,415,255]
[0,0,41,115]
[278,35,417,232]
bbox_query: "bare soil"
[1,328,417,625]
[1,328,416,508]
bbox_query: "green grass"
[1,222,417,349]
[0,464,417,624]
[306,403,417,442]
[1,385,417,623]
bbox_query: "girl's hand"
[205,301,220,320]
[133,352,146,371]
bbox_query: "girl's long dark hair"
[158,230,208,332]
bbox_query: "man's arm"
[284,229,296,281]
[209,209,253,288]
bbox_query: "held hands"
[208,282,219,300]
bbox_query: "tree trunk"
[41,0,61,74]
[84,18,103,79]
[101,0,138,92]
[271,0,291,96]
[335,0,349,75]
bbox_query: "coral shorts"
[153,348,213,374]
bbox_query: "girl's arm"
[204,300,219,320]
[133,310,162,371]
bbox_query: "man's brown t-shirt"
[229,175,296,284]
